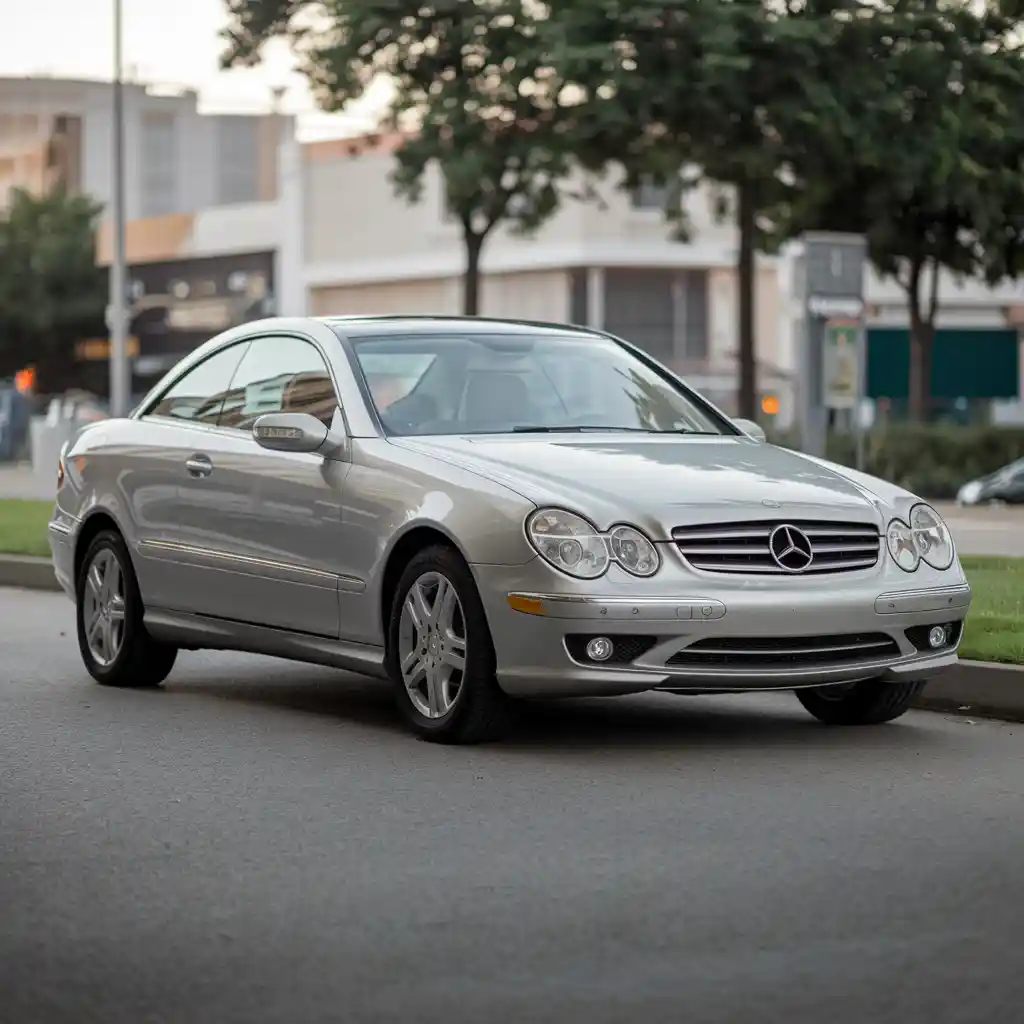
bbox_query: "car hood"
[392,434,905,538]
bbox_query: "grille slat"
[667,632,900,669]
[673,518,880,575]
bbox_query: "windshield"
[346,332,735,437]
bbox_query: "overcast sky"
[1,0,385,138]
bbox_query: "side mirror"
[253,412,347,458]
[733,417,767,442]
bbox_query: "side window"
[218,335,339,432]
[145,344,249,424]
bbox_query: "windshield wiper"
[511,425,658,433]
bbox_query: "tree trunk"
[462,231,484,316]
[736,181,757,420]
[906,258,938,422]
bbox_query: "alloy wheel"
[397,571,468,718]
[82,548,126,667]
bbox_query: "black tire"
[76,529,178,688]
[385,544,515,744]
[796,679,925,726]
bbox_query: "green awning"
[866,328,1019,399]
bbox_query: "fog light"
[927,626,947,649]
[586,637,614,662]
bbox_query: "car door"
[127,340,261,620]
[211,332,351,638]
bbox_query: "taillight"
[57,456,65,488]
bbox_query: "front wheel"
[386,545,514,744]
[76,529,178,688]
[796,679,925,726]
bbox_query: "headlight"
[886,520,920,572]
[526,509,661,579]
[608,524,660,577]
[527,509,610,579]
[909,503,954,570]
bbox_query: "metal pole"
[854,318,867,471]
[109,0,129,418]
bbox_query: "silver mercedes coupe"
[48,315,972,743]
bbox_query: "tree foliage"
[0,185,106,389]
[549,0,1024,422]
[780,1,1024,420]
[222,0,579,314]
[223,0,1024,423]
[547,0,866,419]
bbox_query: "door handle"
[186,454,213,478]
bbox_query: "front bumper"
[472,557,972,699]
[47,508,77,599]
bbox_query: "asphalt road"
[2,588,1023,1024]
[932,501,1024,557]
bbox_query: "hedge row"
[766,424,1024,499]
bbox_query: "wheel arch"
[378,523,472,644]
[73,509,127,584]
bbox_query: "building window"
[216,118,259,205]
[602,269,708,366]
[141,113,179,216]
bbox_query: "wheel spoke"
[425,667,444,716]
[401,648,426,684]
[87,563,103,601]
[406,585,432,633]
[105,560,122,604]
[430,577,453,627]
[88,612,103,646]
[442,635,466,673]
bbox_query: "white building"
[297,134,794,415]
[290,132,1024,422]
[0,75,287,218]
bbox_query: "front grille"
[672,519,880,574]
[666,632,900,669]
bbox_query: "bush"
[766,423,1024,499]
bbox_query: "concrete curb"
[913,660,1024,723]
[0,554,61,592]
[0,554,1020,720]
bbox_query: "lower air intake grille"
[666,632,900,669]
[672,519,881,574]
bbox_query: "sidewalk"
[0,463,54,501]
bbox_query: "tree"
[779,1,1024,420]
[548,0,859,420]
[0,185,106,390]
[222,0,579,315]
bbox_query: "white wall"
[303,146,745,288]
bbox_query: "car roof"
[319,314,603,339]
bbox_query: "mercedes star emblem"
[768,524,814,572]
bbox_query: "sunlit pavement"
[2,587,1022,1024]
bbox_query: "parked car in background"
[957,459,1024,505]
[49,316,971,744]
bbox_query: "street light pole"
[109,0,130,417]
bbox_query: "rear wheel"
[76,529,178,688]
[796,679,924,726]
[386,545,514,744]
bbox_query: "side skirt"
[144,608,388,680]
